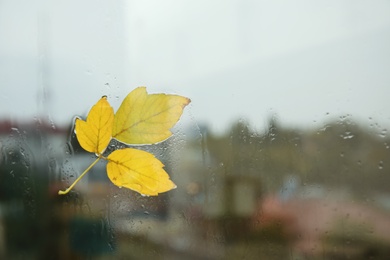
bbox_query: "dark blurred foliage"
[203,117,390,198]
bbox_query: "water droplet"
[379,129,387,138]
[378,161,384,170]
[341,132,354,139]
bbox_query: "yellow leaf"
[106,148,176,196]
[75,96,114,154]
[60,88,189,196]
[112,87,190,144]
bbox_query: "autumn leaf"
[75,96,114,154]
[112,87,191,145]
[58,88,190,196]
[107,148,176,196]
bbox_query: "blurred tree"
[202,118,390,200]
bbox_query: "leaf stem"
[58,157,101,195]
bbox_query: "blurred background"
[1,0,390,259]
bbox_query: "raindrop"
[50,120,56,130]
[378,161,384,170]
[341,132,354,139]
[379,129,387,138]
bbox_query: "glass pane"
[1,1,390,259]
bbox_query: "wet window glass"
[1,1,390,259]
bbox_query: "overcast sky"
[1,0,390,134]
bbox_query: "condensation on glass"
[1,1,390,259]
